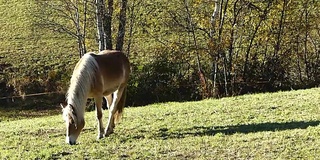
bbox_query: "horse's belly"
[102,86,119,96]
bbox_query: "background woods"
[0,0,319,107]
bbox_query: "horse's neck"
[68,99,86,119]
[67,79,91,118]
[67,54,98,118]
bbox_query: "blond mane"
[66,53,99,118]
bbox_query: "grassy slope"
[0,88,319,159]
[0,0,78,83]
[0,0,80,111]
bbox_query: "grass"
[0,88,319,159]
[0,0,79,92]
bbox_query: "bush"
[127,55,201,106]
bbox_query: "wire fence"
[0,92,62,100]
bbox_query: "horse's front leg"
[94,97,104,139]
[105,110,116,136]
[104,90,119,136]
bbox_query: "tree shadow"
[157,120,320,139]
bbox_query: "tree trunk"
[104,0,113,49]
[73,0,88,58]
[220,0,229,96]
[211,0,221,97]
[96,0,113,50]
[229,0,241,95]
[96,0,106,51]
[273,0,286,60]
[184,0,209,98]
[303,0,310,81]
[82,0,88,55]
[126,0,139,56]
[116,0,128,51]
[210,0,221,38]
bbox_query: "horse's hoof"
[104,130,114,137]
[97,134,104,140]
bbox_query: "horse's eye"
[71,120,78,129]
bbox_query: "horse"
[61,50,130,145]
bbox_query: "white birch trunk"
[211,0,222,94]
[96,0,105,51]
[116,0,128,51]
[210,0,221,37]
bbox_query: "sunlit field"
[0,88,319,159]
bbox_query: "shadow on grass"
[0,107,61,121]
[157,121,320,139]
[0,93,64,121]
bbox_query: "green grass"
[0,88,319,159]
[0,0,80,91]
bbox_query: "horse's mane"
[66,53,99,117]
[62,104,78,126]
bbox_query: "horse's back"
[91,50,130,96]
[94,50,130,77]
[96,50,129,66]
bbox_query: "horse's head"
[61,104,85,145]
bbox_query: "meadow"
[0,1,319,159]
[0,88,319,159]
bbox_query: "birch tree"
[96,0,107,51]
[183,0,210,98]
[209,0,224,96]
[116,0,128,51]
[34,0,90,57]
[96,0,128,51]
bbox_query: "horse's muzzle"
[68,140,76,145]
[66,136,77,145]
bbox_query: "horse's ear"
[60,103,65,109]
[60,101,68,109]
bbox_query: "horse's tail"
[114,87,127,123]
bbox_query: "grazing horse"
[61,50,130,145]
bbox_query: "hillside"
[0,0,80,107]
[0,0,78,70]
[0,88,319,159]
[0,0,320,108]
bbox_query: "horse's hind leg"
[94,96,105,139]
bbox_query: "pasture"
[0,88,319,159]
